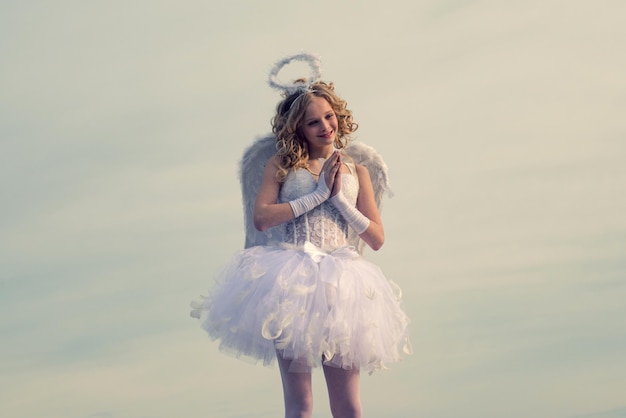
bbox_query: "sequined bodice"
[279,164,359,252]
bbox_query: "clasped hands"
[319,151,343,198]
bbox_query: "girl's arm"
[253,157,295,231]
[354,164,385,250]
[253,155,341,231]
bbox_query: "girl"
[191,53,410,418]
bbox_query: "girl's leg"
[323,365,362,418]
[276,351,314,418]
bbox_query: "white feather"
[238,135,280,248]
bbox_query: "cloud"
[1,1,625,418]
[573,408,626,418]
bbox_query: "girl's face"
[300,96,338,150]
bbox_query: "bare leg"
[323,364,362,418]
[276,351,314,418]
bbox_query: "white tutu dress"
[191,140,411,374]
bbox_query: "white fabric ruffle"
[190,242,411,373]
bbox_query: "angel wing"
[239,134,281,248]
[343,140,393,254]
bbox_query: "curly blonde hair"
[271,80,358,182]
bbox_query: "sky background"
[1,1,625,417]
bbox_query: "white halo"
[268,52,322,95]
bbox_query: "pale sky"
[1,1,625,417]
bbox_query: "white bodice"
[279,163,359,252]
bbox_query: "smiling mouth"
[320,130,334,139]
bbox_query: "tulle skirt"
[190,242,411,373]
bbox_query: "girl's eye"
[308,121,318,126]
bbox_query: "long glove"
[288,172,331,218]
[329,191,370,234]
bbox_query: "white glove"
[329,191,370,234]
[288,172,331,218]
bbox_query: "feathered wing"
[344,141,393,254]
[239,134,280,248]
